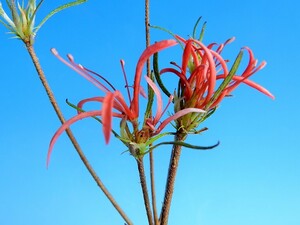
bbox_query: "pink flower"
[47,39,205,165]
[160,35,274,112]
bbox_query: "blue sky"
[0,0,299,225]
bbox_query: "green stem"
[24,42,133,225]
[159,131,186,225]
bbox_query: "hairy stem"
[159,131,186,225]
[150,151,159,224]
[145,0,158,224]
[137,158,154,225]
[24,42,133,225]
[145,0,150,73]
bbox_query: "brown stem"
[145,0,158,224]
[137,158,154,225]
[145,0,150,73]
[159,131,186,225]
[150,151,159,224]
[24,42,133,225]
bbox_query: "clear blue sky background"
[0,1,299,224]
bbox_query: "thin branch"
[145,0,150,73]
[24,42,133,225]
[137,158,154,225]
[145,0,159,224]
[149,150,159,224]
[159,131,186,225]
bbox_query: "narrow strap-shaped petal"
[47,110,102,167]
[154,108,206,135]
[114,92,136,119]
[77,96,126,114]
[131,39,178,116]
[217,75,275,99]
[77,97,105,113]
[102,92,115,144]
[229,76,275,99]
[177,35,217,102]
[181,40,194,75]
[145,76,163,125]
[160,68,192,97]
[240,47,256,77]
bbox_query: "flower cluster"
[155,35,274,132]
[47,30,274,164]
[47,39,207,165]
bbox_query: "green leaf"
[145,131,174,147]
[206,50,243,109]
[34,0,87,34]
[150,140,219,151]
[0,2,17,29]
[28,0,45,31]
[192,16,202,39]
[198,21,206,42]
[150,24,184,48]
[153,52,172,97]
[144,71,155,120]
[192,16,206,42]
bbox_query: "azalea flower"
[159,35,274,112]
[47,39,206,165]
[152,35,274,133]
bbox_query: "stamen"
[120,60,132,103]
[51,48,111,93]
[83,66,116,91]
[161,95,174,117]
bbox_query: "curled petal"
[47,110,102,167]
[131,39,178,116]
[240,47,257,76]
[145,76,163,125]
[176,35,218,102]
[102,92,116,144]
[154,108,206,135]
[160,68,192,97]
[77,97,105,113]
[217,75,275,99]
[181,40,194,74]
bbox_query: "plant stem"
[150,151,159,224]
[159,131,186,225]
[137,158,154,225]
[145,0,159,224]
[24,42,133,225]
[145,0,150,72]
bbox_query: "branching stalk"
[24,41,133,225]
[145,0,159,224]
[137,158,154,225]
[159,131,186,225]
[150,151,159,225]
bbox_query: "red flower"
[160,35,274,112]
[47,40,185,165]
